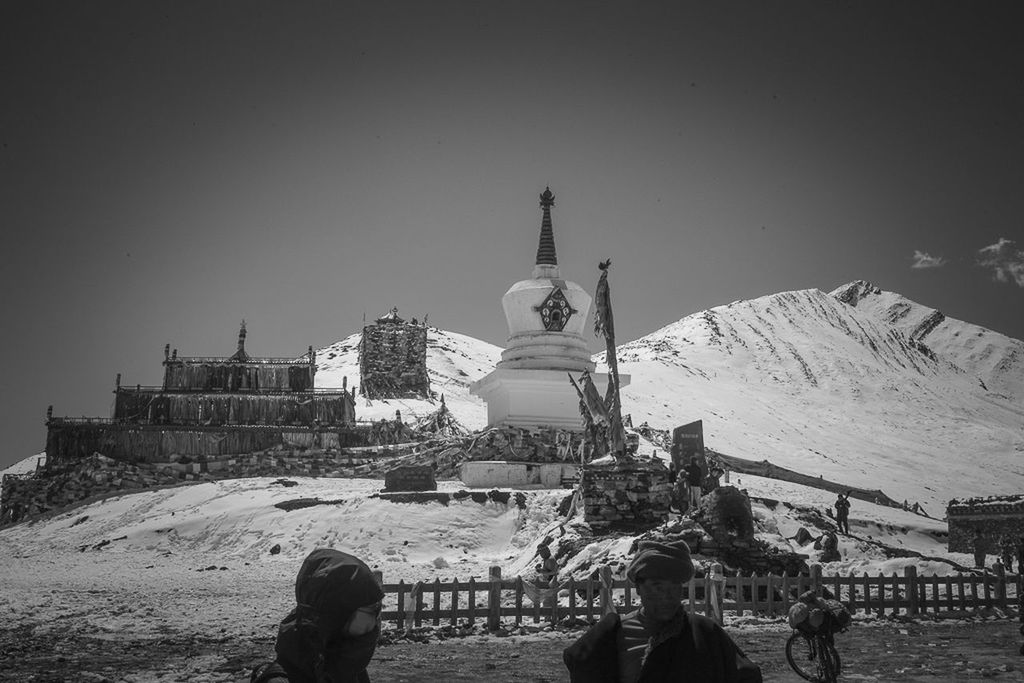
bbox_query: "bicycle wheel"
[785,632,824,682]
[817,636,841,683]
[822,637,842,680]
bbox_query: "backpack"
[824,598,851,632]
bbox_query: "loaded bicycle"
[785,591,850,683]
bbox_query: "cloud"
[911,250,946,269]
[977,238,1024,287]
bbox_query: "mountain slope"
[832,280,1024,400]
[606,285,1024,514]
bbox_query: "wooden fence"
[374,564,1023,631]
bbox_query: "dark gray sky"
[3,1,1023,469]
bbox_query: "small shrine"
[359,307,430,399]
[470,187,628,430]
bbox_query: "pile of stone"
[359,319,430,399]
[580,457,673,530]
[466,426,581,464]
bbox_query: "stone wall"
[0,446,411,525]
[947,494,1024,554]
[465,425,581,463]
[359,322,429,399]
[580,458,672,530]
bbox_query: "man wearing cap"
[564,538,755,682]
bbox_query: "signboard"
[671,420,705,470]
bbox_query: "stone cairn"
[580,457,672,531]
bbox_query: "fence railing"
[167,356,314,365]
[373,564,1023,631]
[114,386,352,395]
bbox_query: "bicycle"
[785,621,842,683]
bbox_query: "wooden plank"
[568,578,577,622]
[450,578,459,625]
[891,573,899,616]
[970,573,979,609]
[468,578,477,625]
[515,578,524,625]
[585,577,595,622]
[396,581,406,630]
[733,576,744,617]
[931,575,940,614]
[782,574,791,614]
[767,574,776,616]
[750,575,759,615]
[862,573,871,615]
[876,575,884,618]
[432,579,441,626]
[945,576,954,613]
[982,570,992,607]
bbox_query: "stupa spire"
[535,187,558,267]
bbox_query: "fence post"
[995,563,1008,610]
[811,564,823,596]
[488,566,502,631]
[599,565,614,616]
[905,566,917,616]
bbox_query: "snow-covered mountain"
[603,281,1023,514]
[299,281,1023,516]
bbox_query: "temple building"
[45,322,357,467]
[470,187,628,431]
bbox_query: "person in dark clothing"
[563,538,757,682]
[684,459,704,511]
[834,491,852,534]
[251,549,384,683]
[973,529,988,569]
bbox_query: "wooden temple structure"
[45,322,359,467]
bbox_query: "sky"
[2,1,1023,469]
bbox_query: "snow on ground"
[0,459,981,655]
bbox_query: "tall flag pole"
[594,259,627,460]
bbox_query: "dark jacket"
[564,610,741,682]
[685,463,704,487]
[274,549,384,683]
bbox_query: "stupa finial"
[535,187,558,267]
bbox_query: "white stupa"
[470,187,628,430]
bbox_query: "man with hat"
[563,538,758,682]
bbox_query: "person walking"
[973,529,988,569]
[685,458,704,511]
[834,491,852,535]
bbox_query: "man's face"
[636,577,683,623]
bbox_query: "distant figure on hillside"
[834,491,852,535]
[536,545,559,586]
[706,463,724,493]
[684,458,704,511]
[973,529,988,569]
[250,548,384,683]
[1000,536,1015,573]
